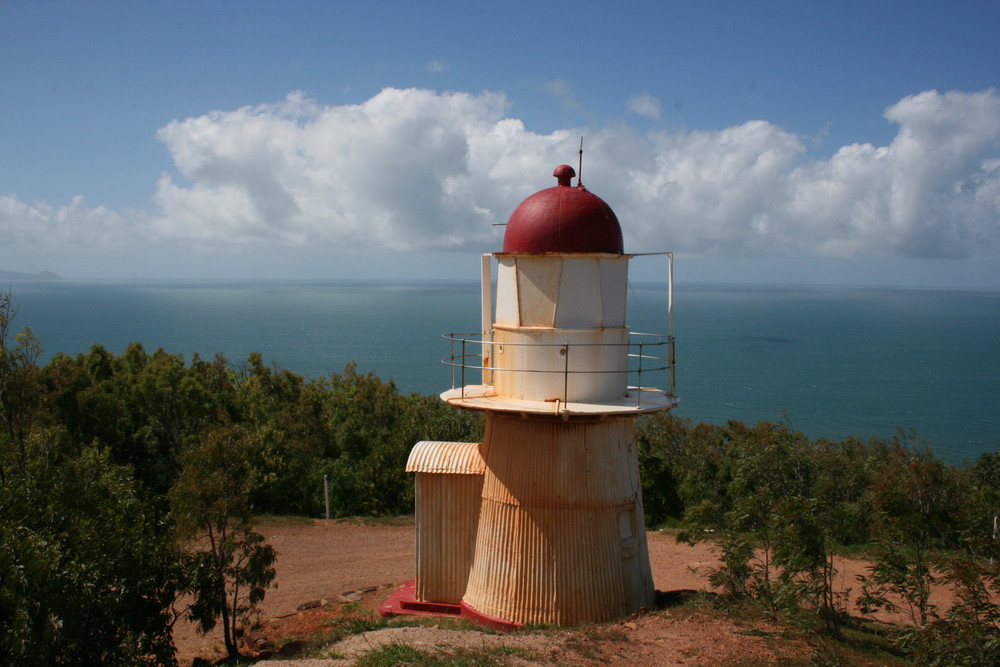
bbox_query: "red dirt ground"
[173,519,956,666]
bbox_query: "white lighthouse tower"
[385,164,678,628]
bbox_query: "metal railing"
[443,331,676,407]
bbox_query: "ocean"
[7,279,999,465]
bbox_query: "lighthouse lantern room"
[384,163,678,628]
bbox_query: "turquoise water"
[8,280,999,464]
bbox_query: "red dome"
[502,165,623,253]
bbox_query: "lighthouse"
[384,164,678,628]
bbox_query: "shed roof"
[406,440,485,475]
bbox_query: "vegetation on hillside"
[637,414,1000,664]
[0,292,483,665]
[1,290,998,664]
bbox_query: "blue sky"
[2,1,999,286]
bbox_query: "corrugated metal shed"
[409,441,485,604]
[407,440,485,474]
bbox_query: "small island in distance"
[0,269,61,280]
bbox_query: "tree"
[678,421,831,620]
[0,447,180,666]
[902,449,1000,666]
[0,291,42,482]
[170,424,276,661]
[635,413,691,527]
[232,354,331,516]
[856,435,963,628]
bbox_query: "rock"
[243,631,271,651]
[297,599,322,610]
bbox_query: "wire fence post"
[323,474,330,520]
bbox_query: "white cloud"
[626,93,662,121]
[426,60,449,72]
[151,88,578,251]
[0,194,134,246]
[2,87,999,266]
[611,88,1000,259]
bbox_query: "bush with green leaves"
[889,449,1000,666]
[856,438,965,627]
[0,448,180,666]
[0,290,43,482]
[676,421,835,619]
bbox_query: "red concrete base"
[380,580,523,631]
[379,580,462,618]
[457,600,524,632]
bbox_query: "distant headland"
[0,269,62,280]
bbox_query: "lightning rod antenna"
[577,136,584,187]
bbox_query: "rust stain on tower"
[382,164,678,628]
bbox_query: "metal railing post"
[449,334,456,389]
[668,336,676,396]
[635,341,643,407]
[562,343,570,405]
[460,337,467,399]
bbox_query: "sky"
[2,1,999,287]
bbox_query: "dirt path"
[174,519,953,666]
[174,520,415,664]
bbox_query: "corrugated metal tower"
[383,164,678,628]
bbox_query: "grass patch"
[804,624,910,667]
[353,642,533,666]
[340,599,365,615]
[389,615,489,632]
[559,623,630,661]
[344,615,392,635]
[582,627,628,642]
[354,642,433,666]
[563,636,607,661]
